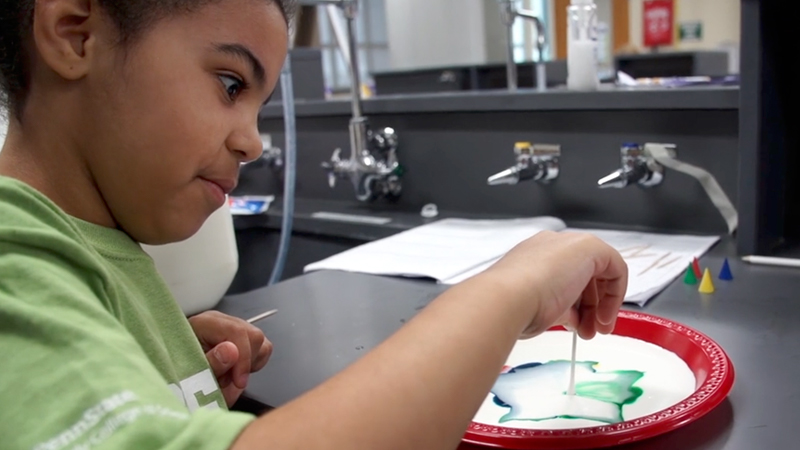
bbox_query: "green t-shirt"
[0,177,255,449]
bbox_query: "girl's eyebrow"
[212,43,266,88]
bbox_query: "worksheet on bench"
[303,217,566,281]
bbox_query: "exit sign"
[679,21,704,42]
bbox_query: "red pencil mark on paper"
[638,252,673,276]
[618,245,656,259]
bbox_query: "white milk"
[473,331,696,430]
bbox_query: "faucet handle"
[260,146,283,169]
[488,166,524,185]
[253,133,283,169]
[597,169,630,189]
[325,171,337,188]
[321,148,345,188]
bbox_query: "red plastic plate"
[462,311,735,449]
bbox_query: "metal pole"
[500,1,518,91]
[516,10,548,92]
[506,23,518,90]
[341,0,363,119]
[325,4,351,68]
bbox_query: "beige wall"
[386,0,490,70]
[629,0,643,49]
[385,0,553,71]
[673,0,740,50]
[628,0,740,51]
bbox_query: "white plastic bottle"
[567,0,599,91]
[141,203,239,316]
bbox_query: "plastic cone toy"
[692,258,702,278]
[683,263,698,284]
[719,258,733,281]
[699,268,715,294]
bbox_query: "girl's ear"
[32,0,102,81]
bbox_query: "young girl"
[0,1,627,449]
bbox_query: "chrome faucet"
[319,0,402,201]
[258,133,283,170]
[498,0,548,91]
[597,143,676,188]
[488,142,560,185]
[322,125,401,201]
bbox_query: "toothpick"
[246,309,278,324]
[568,329,578,396]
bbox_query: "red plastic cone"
[692,258,702,278]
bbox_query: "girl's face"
[75,0,287,244]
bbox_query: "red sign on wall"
[643,0,675,47]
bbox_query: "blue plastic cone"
[718,258,733,281]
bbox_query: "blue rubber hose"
[268,53,297,285]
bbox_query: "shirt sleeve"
[0,241,256,450]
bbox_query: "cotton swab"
[246,309,278,324]
[568,328,578,395]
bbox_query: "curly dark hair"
[0,0,298,119]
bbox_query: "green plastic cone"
[683,263,698,284]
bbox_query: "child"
[0,1,628,449]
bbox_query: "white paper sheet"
[443,228,720,306]
[303,217,566,281]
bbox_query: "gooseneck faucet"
[319,0,402,202]
[499,0,548,91]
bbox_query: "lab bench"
[217,238,800,449]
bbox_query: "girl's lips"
[200,178,232,206]
[201,177,237,195]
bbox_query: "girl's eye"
[219,74,245,101]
